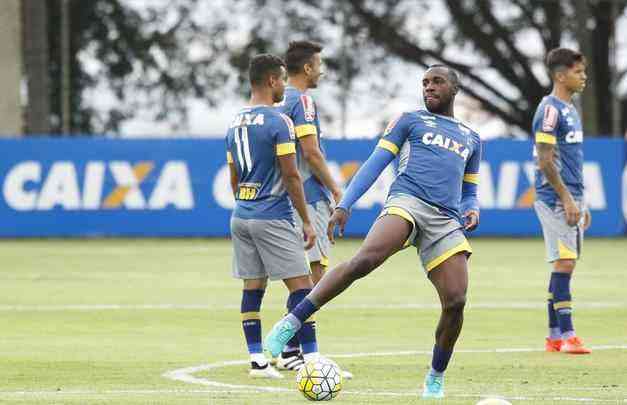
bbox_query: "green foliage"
[39,0,626,134]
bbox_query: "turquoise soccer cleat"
[264,318,297,358]
[422,372,444,399]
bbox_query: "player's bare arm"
[228,162,238,197]
[278,153,316,249]
[536,142,581,226]
[299,134,343,205]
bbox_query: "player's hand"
[327,207,350,244]
[463,209,480,231]
[563,195,581,226]
[583,208,592,231]
[302,222,316,250]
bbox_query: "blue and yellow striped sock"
[241,289,265,354]
[547,274,561,339]
[552,272,575,339]
[288,289,318,355]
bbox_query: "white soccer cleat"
[276,351,305,371]
[248,362,284,379]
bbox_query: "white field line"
[0,302,625,311]
[0,390,624,403]
[158,346,627,402]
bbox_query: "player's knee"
[443,293,466,314]
[554,259,576,273]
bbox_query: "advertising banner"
[0,138,624,237]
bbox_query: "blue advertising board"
[0,137,624,237]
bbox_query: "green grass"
[0,238,625,404]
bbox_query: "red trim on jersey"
[542,104,559,132]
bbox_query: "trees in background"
[20,0,627,136]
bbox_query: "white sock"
[303,352,319,362]
[251,353,267,366]
[562,330,576,340]
[549,327,561,340]
[429,367,444,378]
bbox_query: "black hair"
[546,48,586,77]
[249,54,286,86]
[427,64,460,87]
[285,41,323,75]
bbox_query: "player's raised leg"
[264,214,411,357]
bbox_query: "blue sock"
[431,345,453,374]
[291,297,319,325]
[288,289,318,355]
[241,289,265,354]
[552,272,574,337]
[547,274,560,339]
[283,291,303,354]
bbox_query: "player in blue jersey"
[226,54,318,379]
[533,48,591,355]
[265,65,481,398]
[274,40,344,372]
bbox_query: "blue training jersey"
[377,109,482,224]
[225,105,297,221]
[276,86,331,204]
[532,95,584,207]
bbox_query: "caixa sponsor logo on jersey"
[2,161,194,211]
[478,160,606,210]
[565,131,584,143]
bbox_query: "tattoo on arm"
[536,143,570,200]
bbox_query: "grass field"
[0,238,625,404]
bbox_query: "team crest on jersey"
[383,114,402,136]
[300,95,316,122]
[420,115,438,128]
[542,104,559,132]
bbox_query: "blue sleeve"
[274,114,297,156]
[461,136,481,213]
[291,94,319,139]
[533,102,560,145]
[376,113,410,156]
[337,147,395,211]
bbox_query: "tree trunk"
[23,0,51,135]
[573,0,600,136]
[0,0,23,136]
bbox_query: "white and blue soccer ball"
[296,356,343,401]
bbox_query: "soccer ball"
[296,357,343,401]
[476,398,512,405]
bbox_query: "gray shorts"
[294,200,332,267]
[534,200,584,262]
[230,216,310,281]
[378,194,472,273]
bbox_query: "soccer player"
[532,48,591,354]
[274,40,343,371]
[265,65,482,398]
[226,54,318,379]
